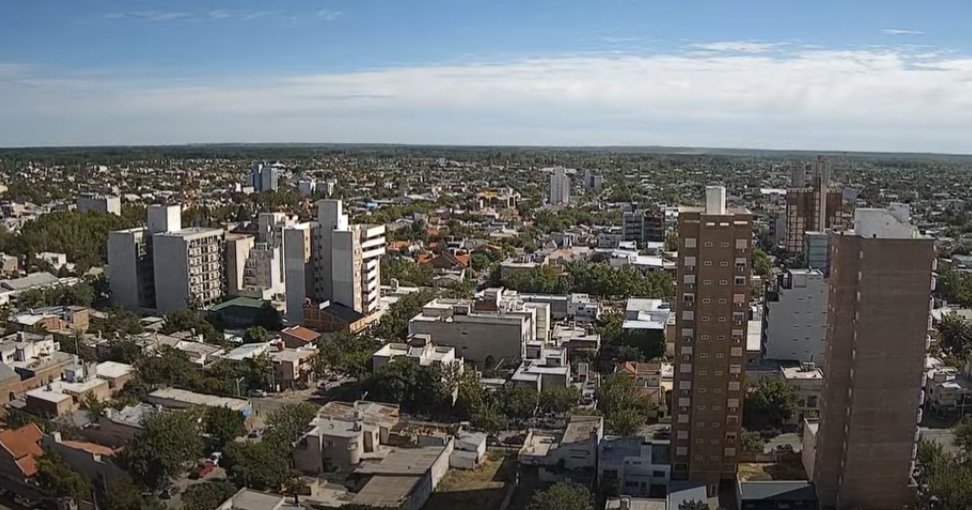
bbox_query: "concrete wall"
[107,229,144,311]
[409,318,526,365]
[284,225,313,324]
[765,272,827,365]
[152,235,190,313]
[226,236,255,296]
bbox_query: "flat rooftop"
[147,388,249,411]
[352,475,422,508]
[355,444,447,476]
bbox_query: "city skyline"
[5,1,972,151]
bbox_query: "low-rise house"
[622,298,674,356]
[303,301,377,334]
[280,325,321,349]
[217,488,302,510]
[43,432,127,492]
[0,424,46,501]
[736,481,818,510]
[0,364,22,405]
[271,346,318,390]
[450,431,486,470]
[372,334,462,372]
[518,415,603,483]
[83,403,157,448]
[94,361,135,395]
[925,364,972,416]
[598,436,671,497]
[146,388,252,417]
[781,362,823,423]
[25,364,111,418]
[351,440,454,510]
[551,324,601,358]
[511,344,570,392]
[318,400,400,444]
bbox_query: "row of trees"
[915,418,972,508]
[0,210,140,271]
[501,261,674,300]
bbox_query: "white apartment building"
[284,222,314,324]
[313,200,385,314]
[153,227,226,313]
[764,269,828,365]
[108,204,182,312]
[598,437,672,497]
[548,166,571,205]
[241,243,284,300]
[408,298,535,366]
[371,334,462,372]
[225,234,255,297]
[77,195,121,216]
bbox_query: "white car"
[209,452,223,466]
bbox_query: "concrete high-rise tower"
[811,204,934,510]
[548,167,571,205]
[672,186,753,495]
[785,156,844,255]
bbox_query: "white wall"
[765,271,828,365]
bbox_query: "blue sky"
[3,0,972,151]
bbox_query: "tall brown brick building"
[812,204,934,510]
[785,156,845,255]
[672,186,752,495]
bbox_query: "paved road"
[763,432,802,454]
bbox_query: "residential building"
[372,334,462,372]
[351,440,454,510]
[781,363,823,423]
[293,413,383,474]
[25,364,112,418]
[784,157,844,256]
[77,194,121,216]
[240,242,284,300]
[511,343,570,392]
[283,222,315,324]
[736,481,818,510]
[598,436,671,497]
[924,364,972,417]
[217,488,299,510]
[671,185,752,494]
[83,403,157,448]
[317,400,400,445]
[146,388,252,416]
[623,298,674,355]
[107,227,155,310]
[270,346,318,390]
[623,207,666,247]
[0,424,43,491]
[108,204,185,312]
[280,325,321,349]
[298,179,317,197]
[764,269,827,365]
[225,234,256,297]
[518,415,603,482]
[153,227,226,313]
[311,200,386,316]
[250,161,281,192]
[408,297,534,366]
[812,204,934,510]
[43,432,127,493]
[549,166,571,205]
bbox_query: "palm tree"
[938,312,971,357]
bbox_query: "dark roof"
[0,363,18,383]
[738,481,817,502]
[209,296,267,311]
[667,480,708,510]
[320,303,366,324]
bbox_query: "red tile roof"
[0,424,44,477]
[61,440,114,457]
[282,325,322,343]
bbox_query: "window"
[677,431,688,440]
[679,398,690,407]
[702,316,710,322]
[729,364,742,374]
[681,346,693,355]
[695,439,704,444]
[680,364,692,373]
[728,398,740,408]
[704,261,713,266]
[701,335,710,340]
[702,298,711,304]
[684,256,697,267]
[684,274,696,284]
[736,239,748,249]
[730,347,743,357]
[718,316,727,322]
[716,353,725,358]
[685,238,697,248]
[735,276,747,286]
[719,280,728,286]
[704,241,713,247]
[697,405,706,411]
[676,447,688,456]
[728,381,741,391]
[720,261,729,267]
[683,293,696,303]
[699,370,708,376]
[807,396,819,408]
[703,279,712,285]
[700,353,709,358]
[721,242,730,248]
[678,414,689,423]
[682,311,694,320]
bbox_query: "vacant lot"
[425,452,514,510]
[739,453,808,481]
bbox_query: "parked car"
[191,461,216,479]
[249,389,267,398]
[209,452,223,465]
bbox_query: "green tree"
[539,385,582,415]
[381,257,434,287]
[939,312,972,358]
[598,373,658,435]
[264,402,319,447]
[120,409,204,491]
[223,440,292,490]
[35,448,91,503]
[678,501,710,510]
[744,377,798,430]
[954,416,972,456]
[243,326,269,344]
[455,371,487,420]
[752,246,773,277]
[741,431,765,453]
[106,479,166,510]
[499,384,538,422]
[470,252,491,272]
[472,402,508,435]
[527,482,593,510]
[204,406,247,449]
[181,482,239,510]
[373,289,436,340]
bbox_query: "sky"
[4,1,972,152]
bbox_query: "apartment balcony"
[362,246,386,260]
[361,236,386,250]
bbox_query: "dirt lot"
[738,453,808,481]
[424,451,515,510]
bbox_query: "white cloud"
[317,9,343,21]
[5,43,972,151]
[882,28,924,36]
[208,9,233,21]
[691,41,784,53]
[601,36,642,44]
[125,11,193,22]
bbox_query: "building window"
[704,242,713,247]
[704,261,713,266]
[685,238,697,248]
[735,276,747,286]
[736,239,748,249]
[720,261,729,267]
[682,311,694,320]
[676,447,688,456]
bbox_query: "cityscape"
[4,1,972,510]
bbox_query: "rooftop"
[224,488,286,510]
[95,361,134,379]
[352,475,422,508]
[562,415,603,444]
[148,388,250,411]
[355,443,448,476]
[209,296,267,311]
[738,481,817,502]
[605,497,666,510]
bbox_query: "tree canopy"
[527,482,593,510]
[35,448,91,503]
[743,377,798,430]
[119,409,204,491]
[598,373,659,435]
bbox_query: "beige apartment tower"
[812,204,934,510]
[672,186,752,495]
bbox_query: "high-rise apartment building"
[107,228,155,310]
[785,157,844,255]
[108,204,182,312]
[250,162,281,192]
[811,204,934,510]
[549,167,571,205]
[764,269,827,365]
[153,228,226,313]
[284,200,386,325]
[622,206,666,247]
[672,186,752,495]
[313,200,385,314]
[77,194,121,216]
